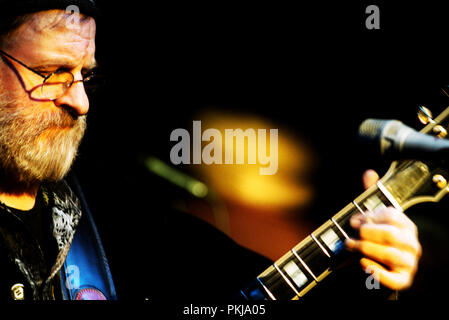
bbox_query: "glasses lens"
[31,72,74,100]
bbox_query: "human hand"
[345,169,422,290]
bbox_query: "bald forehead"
[34,11,93,35]
[6,10,95,44]
[3,9,96,69]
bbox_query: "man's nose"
[53,81,90,116]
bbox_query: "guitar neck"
[240,175,410,301]
[239,106,449,300]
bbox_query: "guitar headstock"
[380,106,449,210]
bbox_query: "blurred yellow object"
[192,110,315,210]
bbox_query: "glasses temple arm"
[0,49,47,78]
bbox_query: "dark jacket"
[0,179,82,300]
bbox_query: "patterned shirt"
[0,180,82,300]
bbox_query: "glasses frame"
[0,49,95,102]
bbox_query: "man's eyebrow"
[85,60,98,70]
[32,59,98,71]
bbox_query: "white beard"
[0,91,86,184]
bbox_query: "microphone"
[358,119,449,159]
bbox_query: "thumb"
[363,169,380,190]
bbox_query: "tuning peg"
[433,174,447,189]
[433,125,448,138]
[418,106,435,125]
[417,106,447,138]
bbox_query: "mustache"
[0,104,85,138]
[30,105,81,128]
[42,106,82,129]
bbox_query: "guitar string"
[263,187,395,297]
[266,206,358,294]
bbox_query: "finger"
[350,213,364,228]
[366,208,418,235]
[345,238,417,270]
[350,207,418,236]
[363,169,379,190]
[350,211,375,228]
[360,258,415,290]
[358,223,421,255]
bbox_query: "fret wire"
[376,181,403,211]
[256,277,277,300]
[331,217,349,239]
[273,263,301,297]
[311,234,331,258]
[291,249,318,281]
[352,200,368,215]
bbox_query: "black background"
[68,1,449,307]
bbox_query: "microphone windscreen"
[358,119,387,141]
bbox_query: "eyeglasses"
[0,49,98,101]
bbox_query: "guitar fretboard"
[240,181,402,301]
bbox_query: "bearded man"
[0,0,116,300]
[0,0,422,302]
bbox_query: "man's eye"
[55,67,72,74]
